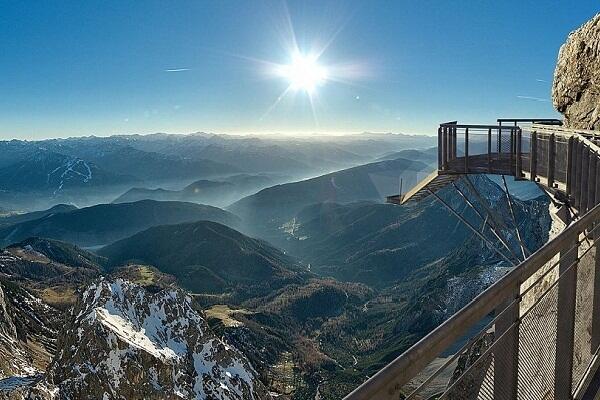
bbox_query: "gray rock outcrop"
[553,14,600,129]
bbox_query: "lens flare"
[278,53,328,93]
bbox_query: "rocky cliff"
[0,279,270,400]
[47,279,270,400]
[553,13,600,129]
[0,280,58,380]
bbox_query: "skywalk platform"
[347,118,600,400]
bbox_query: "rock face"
[553,14,600,129]
[46,279,270,400]
[0,281,58,379]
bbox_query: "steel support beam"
[427,189,514,265]
[463,175,511,232]
[502,175,530,259]
[452,182,520,264]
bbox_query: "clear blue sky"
[1,1,598,139]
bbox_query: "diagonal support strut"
[427,188,516,266]
[501,175,530,259]
[452,182,523,264]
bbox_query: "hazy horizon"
[4,129,438,142]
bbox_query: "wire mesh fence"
[380,228,599,400]
[347,209,600,400]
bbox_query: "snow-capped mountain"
[43,279,270,399]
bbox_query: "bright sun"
[279,53,328,93]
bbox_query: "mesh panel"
[499,131,512,156]
[517,283,558,399]
[555,139,569,184]
[392,232,600,400]
[572,241,596,391]
[400,357,459,399]
[443,332,494,399]
[536,137,549,178]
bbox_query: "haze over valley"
[0,129,552,398]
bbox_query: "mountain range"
[0,133,435,212]
[99,220,305,296]
[0,133,555,400]
[0,200,239,248]
[113,174,286,208]
[230,157,434,241]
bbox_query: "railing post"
[494,286,520,400]
[530,131,537,182]
[509,128,514,172]
[448,126,454,161]
[548,133,556,189]
[575,140,584,211]
[464,127,469,173]
[566,136,574,197]
[591,152,598,209]
[450,126,453,159]
[442,126,448,170]
[438,126,443,170]
[498,122,503,154]
[488,128,492,173]
[581,146,590,213]
[554,237,579,399]
[452,126,457,160]
[515,128,522,179]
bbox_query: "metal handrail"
[440,123,517,129]
[531,123,600,139]
[498,118,562,125]
[344,202,600,399]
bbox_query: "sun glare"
[279,53,328,93]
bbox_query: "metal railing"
[528,124,600,215]
[345,122,600,400]
[438,123,523,176]
[439,122,600,215]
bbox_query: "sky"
[0,1,598,140]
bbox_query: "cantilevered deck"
[346,119,600,400]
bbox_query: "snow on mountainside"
[44,279,270,399]
[0,150,136,194]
